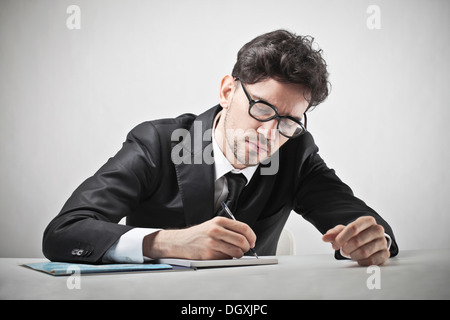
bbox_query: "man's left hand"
[322,216,390,266]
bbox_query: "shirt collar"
[212,113,258,185]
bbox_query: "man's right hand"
[142,217,257,260]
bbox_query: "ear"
[219,75,236,110]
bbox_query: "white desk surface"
[1,249,449,300]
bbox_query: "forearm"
[295,152,398,258]
[142,217,257,260]
[142,228,207,260]
[142,230,179,260]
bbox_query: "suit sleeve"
[42,122,161,263]
[293,134,399,259]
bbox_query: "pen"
[220,202,259,259]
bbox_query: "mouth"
[247,141,268,154]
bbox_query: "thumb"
[322,225,345,243]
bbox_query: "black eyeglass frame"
[237,79,308,139]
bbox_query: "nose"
[257,119,278,139]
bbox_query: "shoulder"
[127,105,220,146]
[131,113,197,136]
[125,113,196,146]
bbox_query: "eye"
[250,103,276,120]
[279,118,304,137]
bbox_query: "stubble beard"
[223,111,274,168]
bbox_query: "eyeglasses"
[238,80,307,139]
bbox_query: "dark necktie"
[218,172,247,216]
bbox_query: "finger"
[207,249,233,260]
[199,223,247,259]
[322,225,345,243]
[333,216,377,250]
[356,248,391,266]
[215,217,257,248]
[211,240,246,259]
[348,237,388,262]
[208,218,253,253]
[214,228,252,254]
[198,241,242,260]
[341,224,385,256]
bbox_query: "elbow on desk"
[41,214,92,263]
[42,211,132,264]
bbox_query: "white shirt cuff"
[384,233,392,250]
[103,228,161,263]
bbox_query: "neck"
[213,111,247,170]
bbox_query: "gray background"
[1,0,449,258]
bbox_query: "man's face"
[216,76,309,169]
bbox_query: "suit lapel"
[173,106,221,226]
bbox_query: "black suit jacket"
[42,105,398,263]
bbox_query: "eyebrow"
[252,94,270,103]
[246,88,273,107]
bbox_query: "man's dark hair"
[232,29,330,110]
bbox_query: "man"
[43,29,398,266]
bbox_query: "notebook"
[156,256,278,269]
[23,257,278,276]
[22,261,174,276]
